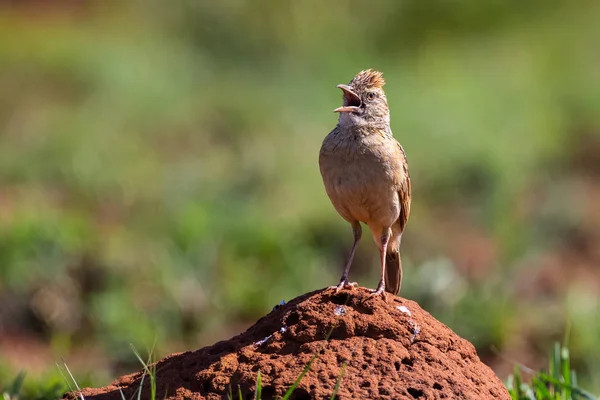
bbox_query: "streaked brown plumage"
[319,69,411,296]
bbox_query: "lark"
[319,70,411,296]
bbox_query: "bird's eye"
[366,92,376,100]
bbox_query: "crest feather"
[350,69,385,89]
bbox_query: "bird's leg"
[373,228,391,297]
[331,222,362,292]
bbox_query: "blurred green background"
[1,0,600,396]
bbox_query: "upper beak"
[333,84,362,113]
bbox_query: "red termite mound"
[64,288,510,399]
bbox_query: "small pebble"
[409,320,421,342]
[396,305,411,316]
[334,305,347,315]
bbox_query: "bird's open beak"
[333,84,362,113]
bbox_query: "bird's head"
[334,69,389,127]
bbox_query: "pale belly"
[323,163,400,227]
[320,127,406,230]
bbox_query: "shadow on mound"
[64,288,510,400]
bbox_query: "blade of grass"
[551,342,561,393]
[561,346,571,399]
[512,366,523,399]
[280,353,318,400]
[136,370,147,400]
[279,293,351,400]
[571,371,579,400]
[506,342,597,400]
[537,374,598,400]
[56,359,84,400]
[329,362,347,400]
[563,320,572,349]
[7,371,26,398]
[506,375,514,399]
[255,371,262,400]
[56,363,75,398]
[238,384,243,400]
[531,376,552,399]
[130,344,157,400]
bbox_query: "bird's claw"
[329,280,358,292]
[371,284,387,300]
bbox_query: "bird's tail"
[385,250,403,295]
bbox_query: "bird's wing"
[396,141,411,231]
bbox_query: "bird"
[319,69,411,297]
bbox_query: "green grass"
[254,371,262,400]
[2,371,26,400]
[508,343,598,400]
[225,352,344,400]
[329,362,346,400]
[279,353,318,400]
[130,344,157,400]
[0,368,70,400]
[56,360,84,400]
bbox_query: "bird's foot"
[371,282,387,300]
[329,279,358,292]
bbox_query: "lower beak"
[333,106,360,113]
[333,84,361,113]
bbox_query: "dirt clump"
[64,288,510,399]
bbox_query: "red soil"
[64,288,510,399]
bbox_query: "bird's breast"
[319,133,402,224]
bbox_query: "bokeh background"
[1,0,600,397]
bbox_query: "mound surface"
[65,288,510,399]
